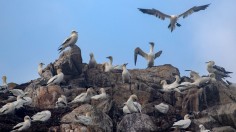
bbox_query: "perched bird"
[47,69,64,86]
[88,53,97,69]
[185,70,201,81]
[154,103,169,114]
[74,112,92,126]
[91,88,107,100]
[134,42,162,68]
[11,116,31,132]
[123,94,142,114]
[21,96,32,106]
[0,76,8,93]
[226,80,236,89]
[0,102,15,115]
[70,88,95,104]
[9,89,28,97]
[172,114,192,129]
[199,124,211,132]
[122,63,131,83]
[56,95,67,108]
[138,4,210,32]
[58,30,78,53]
[13,95,27,109]
[31,110,51,122]
[102,56,114,72]
[38,62,45,77]
[206,61,232,79]
[160,75,181,92]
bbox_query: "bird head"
[122,63,128,67]
[149,42,155,47]
[24,116,31,121]
[2,76,7,82]
[71,30,78,34]
[205,61,215,65]
[160,80,166,85]
[130,94,139,101]
[39,62,45,66]
[89,53,94,58]
[106,56,112,59]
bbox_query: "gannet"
[154,103,169,114]
[11,116,31,132]
[134,42,162,68]
[31,110,51,122]
[13,95,27,109]
[172,114,192,129]
[47,69,64,86]
[22,96,32,106]
[122,63,131,83]
[160,75,181,92]
[38,62,45,77]
[102,56,113,72]
[58,30,78,53]
[0,102,15,115]
[0,76,8,93]
[74,112,92,126]
[70,88,95,104]
[9,89,28,97]
[56,95,67,108]
[185,70,201,81]
[206,61,232,78]
[88,53,97,69]
[91,88,107,100]
[123,94,142,114]
[199,124,210,132]
[138,4,210,32]
[226,80,236,89]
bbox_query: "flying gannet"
[47,69,64,86]
[56,95,67,108]
[58,30,78,53]
[91,88,107,100]
[74,112,92,126]
[38,63,45,77]
[0,76,8,93]
[122,63,131,84]
[154,103,169,114]
[138,4,210,32]
[88,53,97,69]
[11,116,31,132]
[0,102,15,115]
[70,88,95,104]
[199,124,210,132]
[206,61,232,79]
[134,42,162,68]
[31,110,51,122]
[123,94,142,114]
[172,114,192,129]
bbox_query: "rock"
[212,126,236,132]
[117,113,158,132]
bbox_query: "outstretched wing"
[155,50,162,59]
[138,8,171,20]
[178,4,210,18]
[134,47,148,66]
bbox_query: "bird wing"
[133,102,142,113]
[178,4,210,18]
[58,36,72,49]
[12,122,24,129]
[155,50,162,59]
[47,75,58,84]
[173,119,191,128]
[134,47,148,65]
[213,65,232,74]
[138,8,171,20]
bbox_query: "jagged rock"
[212,126,236,132]
[54,45,83,78]
[117,113,158,132]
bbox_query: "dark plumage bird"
[134,42,162,68]
[138,4,210,32]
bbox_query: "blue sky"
[0,0,236,84]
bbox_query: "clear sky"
[0,0,236,84]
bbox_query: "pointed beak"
[205,61,210,63]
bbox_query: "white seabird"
[123,94,142,114]
[199,124,210,132]
[134,42,162,68]
[9,89,27,97]
[0,76,8,93]
[138,4,210,32]
[172,114,192,129]
[88,53,97,69]
[38,62,45,77]
[58,30,78,53]
[185,70,201,81]
[56,95,67,108]
[22,96,32,106]
[122,63,131,83]
[31,110,51,122]
[70,88,95,104]
[47,69,64,86]
[154,103,169,114]
[226,80,236,89]
[102,56,113,72]
[91,88,107,100]
[74,112,92,126]
[160,75,181,92]
[206,61,232,78]
[0,102,15,115]
[13,95,27,109]
[11,116,31,132]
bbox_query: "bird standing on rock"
[88,53,97,69]
[138,4,210,32]
[58,30,78,53]
[134,42,162,68]
[122,63,131,84]
[11,116,31,132]
[123,94,142,114]
[47,69,64,86]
